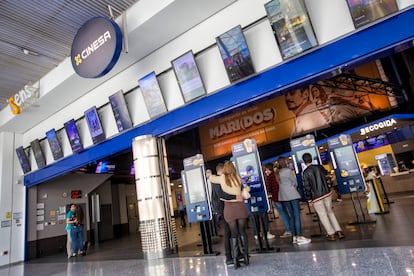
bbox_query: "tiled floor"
[1,191,414,275]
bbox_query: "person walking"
[277,156,311,245]
[65,204,76,258]
[209,161,249,269]
[302,153,345,241]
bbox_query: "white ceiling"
[0,0,236,133]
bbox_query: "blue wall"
[25,8,414,187]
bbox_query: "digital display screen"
[138,71,167,118]
[185,167,206,204]
[95,161,115,173]
[109,90,133,132]
[334,145,360,177]
[84,106,105,144]
[46,128,64,160]
[64,119,83,153]
[354,134,389,153]
[295,147,319,173]
[216,25,255,83]
[30,139,46,169]
[265,0,318,59]
[16,146,31,174]
[235,153,262,192]
[346,0,398,28]
[172,51,206,103]
[71,190,82,199]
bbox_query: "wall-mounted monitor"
[108,90,133,132]
[84,106,105,144]
[138,71,167,118]
[64,119,83,153]
[95,161,115,173]
[171,51,206,103]
[216,25,255,83]
[346,0,398,29]
[30,139,46,169]
[45,128,64,160]
[264,0,318,59]
[16,146,31,174]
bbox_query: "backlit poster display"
[30,139,46,169]
[346,0,399,28]
[16,146,31,174]
[109,90,133,132]
[171,51,206,103]
[64,119,83,153]
[216,25,255,83]
[138,72,167,118]
[46,129,64,160]
[264,0,318,59]
[84,106,105,144]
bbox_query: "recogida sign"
[71,17,123,78]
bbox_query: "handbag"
[242,188,251,200]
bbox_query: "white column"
[0,132,26,266]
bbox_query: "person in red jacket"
[263,163,292,238]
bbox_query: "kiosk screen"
[235,152,261,192]
[186,167,207,204]
[334,145,360,177]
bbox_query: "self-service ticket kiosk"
[182,154,212,223]
[328,134,366,194]
[290,134,321,202]
[232,139,269,214]
[182,154,217,255]
[328,134,379,223]
[232,139,273,251]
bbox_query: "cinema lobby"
[0,1,414,275]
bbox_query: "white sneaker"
[254,235,258,240]
[292,236,297,244]
[280,231,292,238]
[267,232,275,239]
[296,236,311,245]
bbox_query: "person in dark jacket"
[302,153,345,241]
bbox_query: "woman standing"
[70,205,86,257]
[277,156,311,245]
[209,161,249,269]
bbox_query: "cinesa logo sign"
[71,17,122,78]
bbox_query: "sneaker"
[267,232,275,239]
[254,235,258,240]
[292,236,297,244]
[71,253,77,257]
[280,231,293,238]
[336,198,343,202]
[296,236,311,245]
[225,259,234,266]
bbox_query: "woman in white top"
[209,161,249,268]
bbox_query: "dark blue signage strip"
[25,8,414,187]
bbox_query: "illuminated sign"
[71,17,123,78]
[71,190,82,199]
[8,83,40,115]
[360,118,397,135]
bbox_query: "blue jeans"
[281,199,302,236]
[273,202,291,233]
[70,225,84,254]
